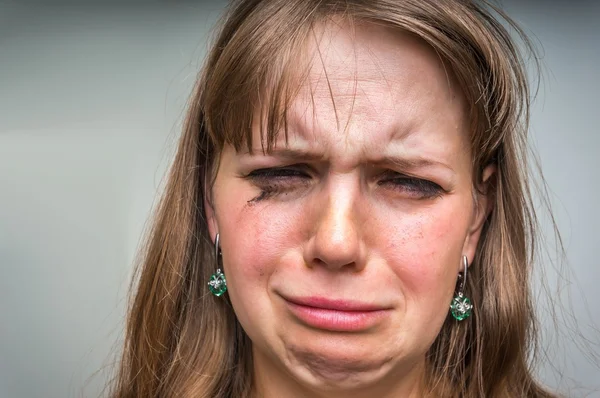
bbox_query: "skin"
[206,20,494,398]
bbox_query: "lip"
[283,296,391,332]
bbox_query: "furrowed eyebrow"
[372,156,455,173]
[243,148,326,162]
[242,148,454,173]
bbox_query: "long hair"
[109,1,557,396]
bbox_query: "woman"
[110,0,558,396]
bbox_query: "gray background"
[0,1,598,397]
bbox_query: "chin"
[282,334,400,387]
[290,357,393,392]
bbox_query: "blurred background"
[0,0,598,397]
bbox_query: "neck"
[252,348,427,398]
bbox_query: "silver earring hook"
[459,255,468,295]
[462,255,468,286]
[215,233,220,261]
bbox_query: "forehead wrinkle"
[280,90,460,168]
[305,73,400,136]
[305,50,429,143]
[253,20,468,170]
[281,77,416,164]
[305,22,410,132]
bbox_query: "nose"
[305,179,366,272]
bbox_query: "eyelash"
[245,167,311,202]
[245,166,444,202]
[377,171,444,199]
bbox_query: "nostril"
[309,257,326,268]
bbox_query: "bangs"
[201,1,340,154]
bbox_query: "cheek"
[214,182,306,297]
[214,189,311,343]
[377,199,470,306]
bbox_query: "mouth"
[282,296,392,332]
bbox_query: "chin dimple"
[288,345,391,384]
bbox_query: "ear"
[462,164,496,266]
[204,175,219,244]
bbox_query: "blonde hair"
[110,1,557,396]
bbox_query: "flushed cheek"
[216,187,307,288]
[378,206,468,309]
[216,195,311,348]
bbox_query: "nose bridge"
[309,173,364,270]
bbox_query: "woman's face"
[207,22,492,396]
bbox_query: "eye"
[246,165,311,183]
[244,165,312,202]
[378,172,444,199]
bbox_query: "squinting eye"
[244,166,312,202]
[378,173,444,199]
[246,166,311,183]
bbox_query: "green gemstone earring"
[208,233,227,297]
[450,255,473,321]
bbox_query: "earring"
[450,255,473,321]
[208,233,227,297]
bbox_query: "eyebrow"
[371,156,455,173]
[245,147,326,161]
[244,147,455,173]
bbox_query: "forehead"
[306,20,458,98]
[252,20,468,164]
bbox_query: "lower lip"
[285,301,389,332]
